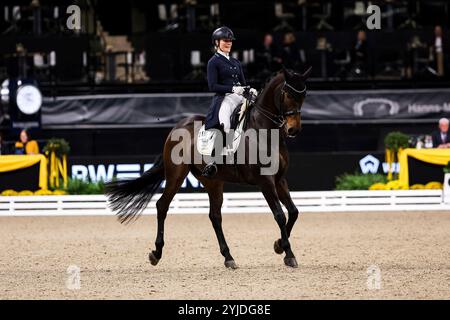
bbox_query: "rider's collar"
[216,49,230,60]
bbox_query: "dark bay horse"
[105,67,311,269]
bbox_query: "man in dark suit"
[432,118,450,148]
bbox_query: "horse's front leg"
[260,179,298,268]
[274,178,299,255]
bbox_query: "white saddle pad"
[197,99,248,156]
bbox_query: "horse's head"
[280,66,311,137]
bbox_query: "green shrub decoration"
[64,178,105,195]
[43,138,71,157]
[444,161,450,174]
[335,173,388,190]
[384,131,409,152]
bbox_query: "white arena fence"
[1,190,450,217]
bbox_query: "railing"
[0,190,449,217]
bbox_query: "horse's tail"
[105,154,165,224]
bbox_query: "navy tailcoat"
[204,53,246,130]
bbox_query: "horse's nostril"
[287,127,298,136]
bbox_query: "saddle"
[197,98,252,156]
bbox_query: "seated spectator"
[350,30,368,77]
[404,35,428,79]
[431,25,445,77]
[278,32,306,71]
[432,118,450,148]
[255,33,278,78]
[14,129,39,155]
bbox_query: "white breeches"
[218,93,244,133]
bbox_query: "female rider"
[202,26,257,177]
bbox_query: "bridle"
[255,80,307,128]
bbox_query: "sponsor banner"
[308,89,450,120]
[68,152,445,192]
[69,156,203,192]
[42,89,450,125]
[2,152,443,192]
[66,153,396,192]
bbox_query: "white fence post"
[9,198,14,215]
[444,173,450,204]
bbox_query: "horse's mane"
[259,70,284,94]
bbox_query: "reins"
[254,80,306,128]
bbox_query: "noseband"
[255,81,306,128]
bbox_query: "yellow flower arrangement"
[425,181,443,189]
[34,189,54,196]
[1,190,18,196]
[18,190,34,196]
[369,180,443,190]
[52,189,68,195]
[1,189,68,196]
[384,180,408,190]
[369,183,386,190]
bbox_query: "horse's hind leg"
[197,177,237,269]
[149,162,189,266]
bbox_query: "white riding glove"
[249,88,258,96]
[232,86,245,95]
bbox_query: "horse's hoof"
[224,260,238,269]
[149,251,160,266]
[274,239,284,254]
[284,257,298,268]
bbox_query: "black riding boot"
[202,137,220,178]
[202,127,229,178]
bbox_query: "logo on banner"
[353,98,400,117]
[71,163,202,189]
[359,154,399,174]
[359,155,380,174]
[408,103,450,114]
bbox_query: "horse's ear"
[301,66,312,80]
[282,65,291,79]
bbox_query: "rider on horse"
[202,26,258,178]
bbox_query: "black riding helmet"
[211,26,235,46]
